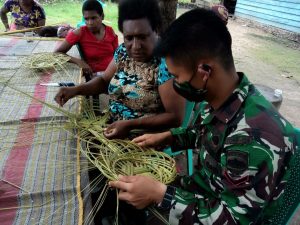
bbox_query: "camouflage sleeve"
[170,127,198,151]
[167,130,294,225]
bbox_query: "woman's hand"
[54,87,78,107]
[104,120,132,139]
[71,57,93,79]
[132,131,172,147]
[109,175,167,209]
[77,60,93,79]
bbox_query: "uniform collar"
[202,72,251,125]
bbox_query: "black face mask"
[173,78,208,102]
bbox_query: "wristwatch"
[157,185,176,209]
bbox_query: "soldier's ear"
[197,64,211,81]
[202,64,211,73]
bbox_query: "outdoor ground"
[177,8,300,127]
[229,18,300,127]
[0,1,299,127]
[102,5,300,128]
[0,2,299,224]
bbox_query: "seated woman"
[77,0,105,28]
[0,0,45,31]
[56,1,184,223]
[54,0,118,78]
[54,0,185,140]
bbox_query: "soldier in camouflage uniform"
[109,8,296,225]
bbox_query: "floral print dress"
[4,0,45,28]
[108,44,173,121]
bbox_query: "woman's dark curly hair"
[118,0,162,33]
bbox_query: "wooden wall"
[235,0,300,33]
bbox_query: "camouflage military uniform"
[166,73,296,225]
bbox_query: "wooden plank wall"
[235,0,300,33]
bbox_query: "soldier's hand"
[54,87,78,107]
[109,175,167,209]
[132,131,172,147]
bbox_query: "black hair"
[118,0,162,33]
[38,26,58,37]
[155,8,234,71]
[82,0,103,16]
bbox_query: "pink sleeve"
[65,29,81,45]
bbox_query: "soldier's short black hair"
[82,0,103,16]
[118,0,161,33]
[155,8,234,71]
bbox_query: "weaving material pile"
[20,52,71,70]
[1,81,176,224]
[66,99,177,185]
[0,45,83,225]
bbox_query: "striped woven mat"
[0,38,87,225]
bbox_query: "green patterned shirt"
[168,73,296,225]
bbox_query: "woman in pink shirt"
[55,0,118,78]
